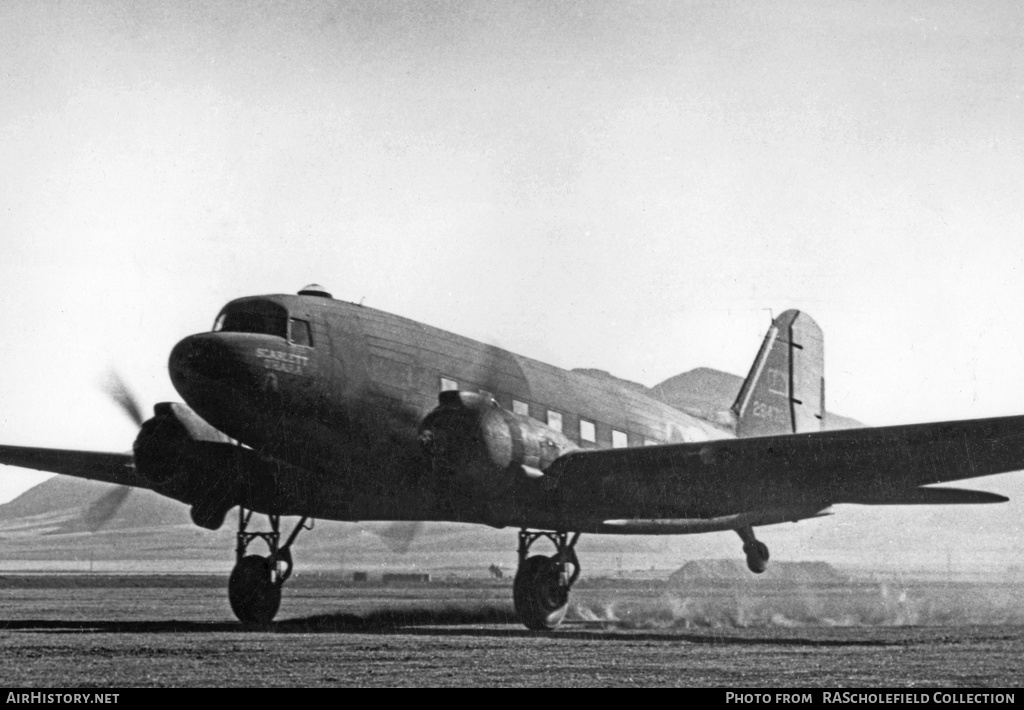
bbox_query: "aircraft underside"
[224,504,779,629]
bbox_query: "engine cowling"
[417,391,578,517]
[132,402,269,529]
[131,402,320,529]
[132,402,232,492]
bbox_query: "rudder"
[732,310,824,437]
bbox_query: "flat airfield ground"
[0,575,1022,687]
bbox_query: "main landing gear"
[513,530,581,630]
[737,525,769,574]
[228,508,312,625]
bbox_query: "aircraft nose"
[169,334,239,394]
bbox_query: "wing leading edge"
[540,414,1024,524]
[0,445,141,488]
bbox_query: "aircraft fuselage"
[168,292,740,528]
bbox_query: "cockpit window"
[212,301,288,338]
[289,318,313,346]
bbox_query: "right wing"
[540,414,1024,523]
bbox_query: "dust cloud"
[568,582,1024,629]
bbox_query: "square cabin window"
[289,318,312,347]
[440,377,458,392]
[579,419,596,443]
[512,400,529,417]
[612,430,628,448]
[547,410,563,433]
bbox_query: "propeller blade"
[475,340,522,404]
[102,371,146,428]
[81,371,145,533]
[74,485,133,533]
[376,521,424,554]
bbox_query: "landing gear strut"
[228,508,312,625]
[513,530,581,630]
[737,525,769,574]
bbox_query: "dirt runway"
[0,575,1021,687]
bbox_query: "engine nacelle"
[132,402,253,528]
[132,402,231,492]
[131,402,315,529]
[417,391,578,505]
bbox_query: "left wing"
[539,414,1024,524]
[0,445,143,487]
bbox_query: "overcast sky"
[2,1,1023,560]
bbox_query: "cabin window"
[612,430,628,448]
[371,356,412,388]
[513,400,529,417]
[579,419,596,443]
[547,410,563,433]
[213,300,288,338]
[440,377,458,392]
[289,318,313,346]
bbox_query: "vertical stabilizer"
[731,310,824,437]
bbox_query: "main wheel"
[229,555,281,626]
[743,541,769,574]
[513,555,569,630]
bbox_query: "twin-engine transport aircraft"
[2,285,1023,629]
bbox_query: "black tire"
[513,555,569,630]
[743,541,769,574]
[228,555,281,626]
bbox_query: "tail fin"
[732,310,824,437]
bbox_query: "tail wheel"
[228,555,281,626]
[743,541,769,574]
[513,555,569,630]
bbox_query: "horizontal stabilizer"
[843,486,1009,505]
[596,507,832,535]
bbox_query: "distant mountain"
[669,559,848,585]
[0,476,192,534]
[652,367,744,414]
[651,367,864,431]
[571,368,651,396]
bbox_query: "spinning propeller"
[103,370,145,429]
[73,371,147,532]
[375,521,424,554]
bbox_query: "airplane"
[1,284,1023,630]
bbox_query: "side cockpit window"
[289,318,313,347]
[213,301,289,339]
